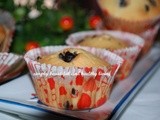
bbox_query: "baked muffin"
[38,48,110,67]
[24,46,123,110]
[97,0,160,33]
[97,0,160,56]
[66,30,144,80]
[79,34,128,50]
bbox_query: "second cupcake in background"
[66,30,144,80]
[24,45,123,110]
[97,0,160,56]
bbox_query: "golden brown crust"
[79,34,128,50]
[38,48,110,67]
[98,0,160,21]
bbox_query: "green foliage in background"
[0,0,96,54]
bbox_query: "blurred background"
[0,0,102,54]
[1,0,160,55]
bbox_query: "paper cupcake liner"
[101,10,160,34]
[138,23,160,56]
[0,10,15,52]
[24,45,123,110]
[0,52,23,77]
[66,30,144,80]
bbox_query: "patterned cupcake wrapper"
[66,30,144,80]
[24,45,123,110]
[138,23,160,56]
[0,52,23,78]
[101,9,160,34]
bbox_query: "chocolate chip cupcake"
[24,45,123,110]
[66,30,144,80]
[97,0,160,33]
[97,0,160,56]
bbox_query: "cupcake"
[97,0,160,33]
[24,46,123,110]
[66,30,144,80]
[97,0,160,55]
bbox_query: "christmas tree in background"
[0,0,102,54]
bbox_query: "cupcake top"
[37,48,110,67]
[78,34,128,50]
[98,0,160,21]
[0,25,6,46]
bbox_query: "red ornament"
[89,15,102,29]
[59,16,74,31]
[25,41,40,51]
